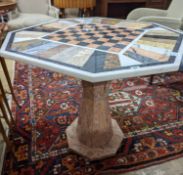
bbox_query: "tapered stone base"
[66,81,124,160]
[66,118,124,160]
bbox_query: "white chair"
[127,0,183,29]
[8,0,60,30]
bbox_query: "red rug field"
[2,63,183,175]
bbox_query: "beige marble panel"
[137,40,176,50]
[116,22,152,30]
[127,47,169,62]
[139,37,177,45]
[45,46,94,67]
[145,30,179,37]
[15,31,48,39]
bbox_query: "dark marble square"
[93,41,105,45]
[59,39,70,43]
[99,32,108,35]
[123,29,132,33]
[75,38,85,41]
[72,34,81,37]
[57,31,66,35]
[86,33,94,36]
[89,37,99,40]
[44,36,51,39]
[78,42,89,46]
[108,39,118,43]
[116,34,126,38]
[131,33,139,36]
[123,38,133,42]
[97,46,110,50]
[103,35,113,39]
[114,44,125,49]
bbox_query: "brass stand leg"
[0,96,15,158]
[0,57,21,108]
[0,79,15,125]
[0,118,14,156]
[0,96,12,128]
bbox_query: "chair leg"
[0,79,15,125]
[0,57,21,108]
[60,8,65,18]
[78,8,83,17]
[89,7,94,17]
[149,75,154,85]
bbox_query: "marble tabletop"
[1,17,183,82]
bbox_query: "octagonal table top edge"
[1,17,183,83]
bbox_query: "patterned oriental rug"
[2,63,183,175]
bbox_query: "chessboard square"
[69,30,78,33]
[72,34,82,37]
[95,34,103,38]
[78,42,89,46]
[114,29,122,32]
[127,35,138,40]
[82,35,91,39]
[85,33,95,36]
[57,31,65,34]
[67,36,76,40]
[68,40,80,45]
[59,39,70,43]
[109,47,122,52]
[134,31,142,35]
[108,39,118,43]
[103,35,113,39]
[77,32,84,35]
[57,34,66,37]
[93,41,105,45]
[50,37,61,41]
[123,29,132,33]
[98,38,109,42]
[131,33,140,36]
[44,36,51,39]
[88,44,100,48]
[97,45,110,51]
[121,32,130,36]
[116,34,127,38]
[112,37,123,41]
[114,44,126,49]
[75,38,85,41]
[89,37,100,40]
[119,41,130,46]
[123,38,133,42]
[48,33,61,37]
[84,39,95,43]
[99,32,108,35]
[103,42,115,47]
[110,33,118,37]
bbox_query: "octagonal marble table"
[1,17,183,160]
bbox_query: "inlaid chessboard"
[44,23,141,53]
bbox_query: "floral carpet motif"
[3,63,183,175]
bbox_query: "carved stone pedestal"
[66,81,124,160]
